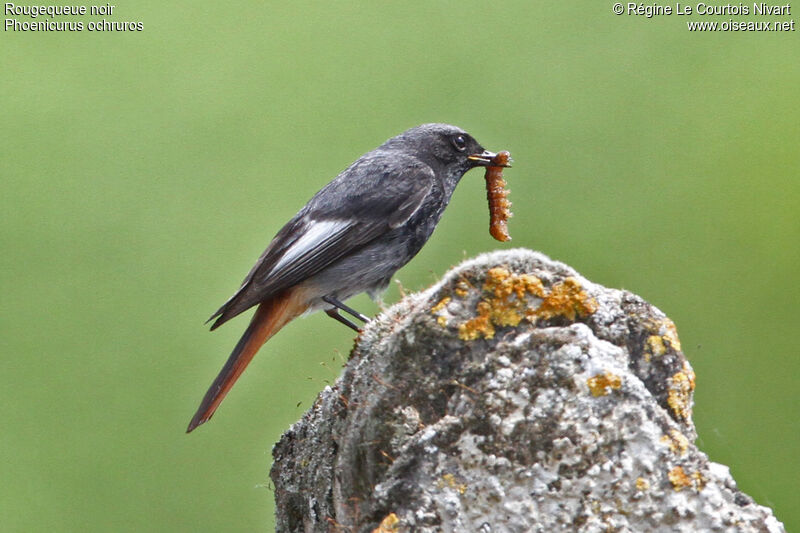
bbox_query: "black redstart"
[187,123,509,432]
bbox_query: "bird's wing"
[208,156,434,329]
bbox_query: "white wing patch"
[266,219,351,276]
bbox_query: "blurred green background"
[2,2,797,531]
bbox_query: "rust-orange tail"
[187,289,308,433]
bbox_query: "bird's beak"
[468,150,512,167]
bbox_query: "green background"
[2,2,797,531]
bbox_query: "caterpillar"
[485,151,512,242]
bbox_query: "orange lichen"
[660,429,689,456]
[456,268,597,341]
[372,513,399,533]
[667,362,696,420]
[661,319,682,351]
[668,466,692,491]
[587,371,623,397]
[430,296,451,327]
[692,471,706,491]
[431,296,451,313]
[454,280,471,298]
[458,267,543,340]
[533,277,598,321]
[645,335,666,362]
[635,477,650,491]
[667,466,705,492]
[484,267,545,300]
[645,318,682,352]
[458,301,496,340]
[437,473,467,495]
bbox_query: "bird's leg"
[325,308,361,332]
[322,296,370,323]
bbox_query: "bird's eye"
[452,135,467,151]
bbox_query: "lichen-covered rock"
[270,249,784,533]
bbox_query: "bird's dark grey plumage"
[188,123,505,432]
[207,123,494,329]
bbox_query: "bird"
[187,123,509,432]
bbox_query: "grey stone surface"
[270,249,784,533]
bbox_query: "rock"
[270,249,785,533]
